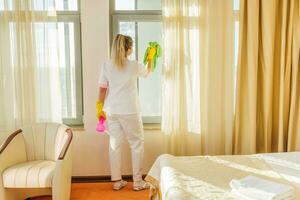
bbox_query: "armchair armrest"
[53,128,73,200]
[0,129,22,154]
[0,129,27,175]
[58,129,73,160]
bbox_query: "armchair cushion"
[3,160,55,188]
[21,123,68,161]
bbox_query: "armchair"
[0,123,73,200]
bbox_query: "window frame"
[57,0,83,126]
[110,1,162,124]
[0,0,83,126]
[57,13,83,126]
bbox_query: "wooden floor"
[32,182,149,200]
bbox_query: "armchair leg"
[0,188,52,200]
[0,188,16,200]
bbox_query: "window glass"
[0,0,13,10]
[119,22,136,60]
[2,1,82,125]
[118,21,162,119]
[115,0,135,10]
[57,22,77,118]
[115,0,161,10]
[54,0,78,11]
[33,22,77,119]
[0,0,78,11]
[137,22,162,117]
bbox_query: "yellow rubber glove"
[147,47,156,60]
[96,101,106,120]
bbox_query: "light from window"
[115,0,135,10]
[0,0,78,11]
[34,22,62,120]
[33,22,78,119]
[186,28,201,133]
[115,0,161,10]
[233,0,240,11]
[233,21,239,109]
[234,22,239,68]
[0,0,13,10]
[233,0,239,111]
[2,1,82,125]
[57,22,78,119]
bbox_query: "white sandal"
[133,180,150,191]
[113,180,127,191]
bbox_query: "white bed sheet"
[260,152,300,187]
[147,152,300,200]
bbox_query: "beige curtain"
[0,0,62,131]
[234,0,300,154]
[162,0,236,155]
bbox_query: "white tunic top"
[98,60,149,115]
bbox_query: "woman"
[97,34,152,191]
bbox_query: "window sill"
[143,123,161,131]
[68,124,161,132]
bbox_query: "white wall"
[72,0,165,176]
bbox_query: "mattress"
[146,152,300,200]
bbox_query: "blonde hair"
[111,34,133,69]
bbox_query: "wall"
[72,0,164,176]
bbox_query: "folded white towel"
[230,176,295,200]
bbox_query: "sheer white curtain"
[162,0,236,155]
[0,0,62,131]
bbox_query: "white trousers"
[106,114,144,182]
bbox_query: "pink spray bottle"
[96,116,106,133]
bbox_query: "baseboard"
[72,175,147,183]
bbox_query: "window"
[111,0,162,124]
[110,0,239,124]
[0,0,83,126]
[57,6,83,126]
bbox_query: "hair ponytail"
[111,34,133,69]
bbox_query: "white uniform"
[99,60,149,182]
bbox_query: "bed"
[145,152,300,200]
